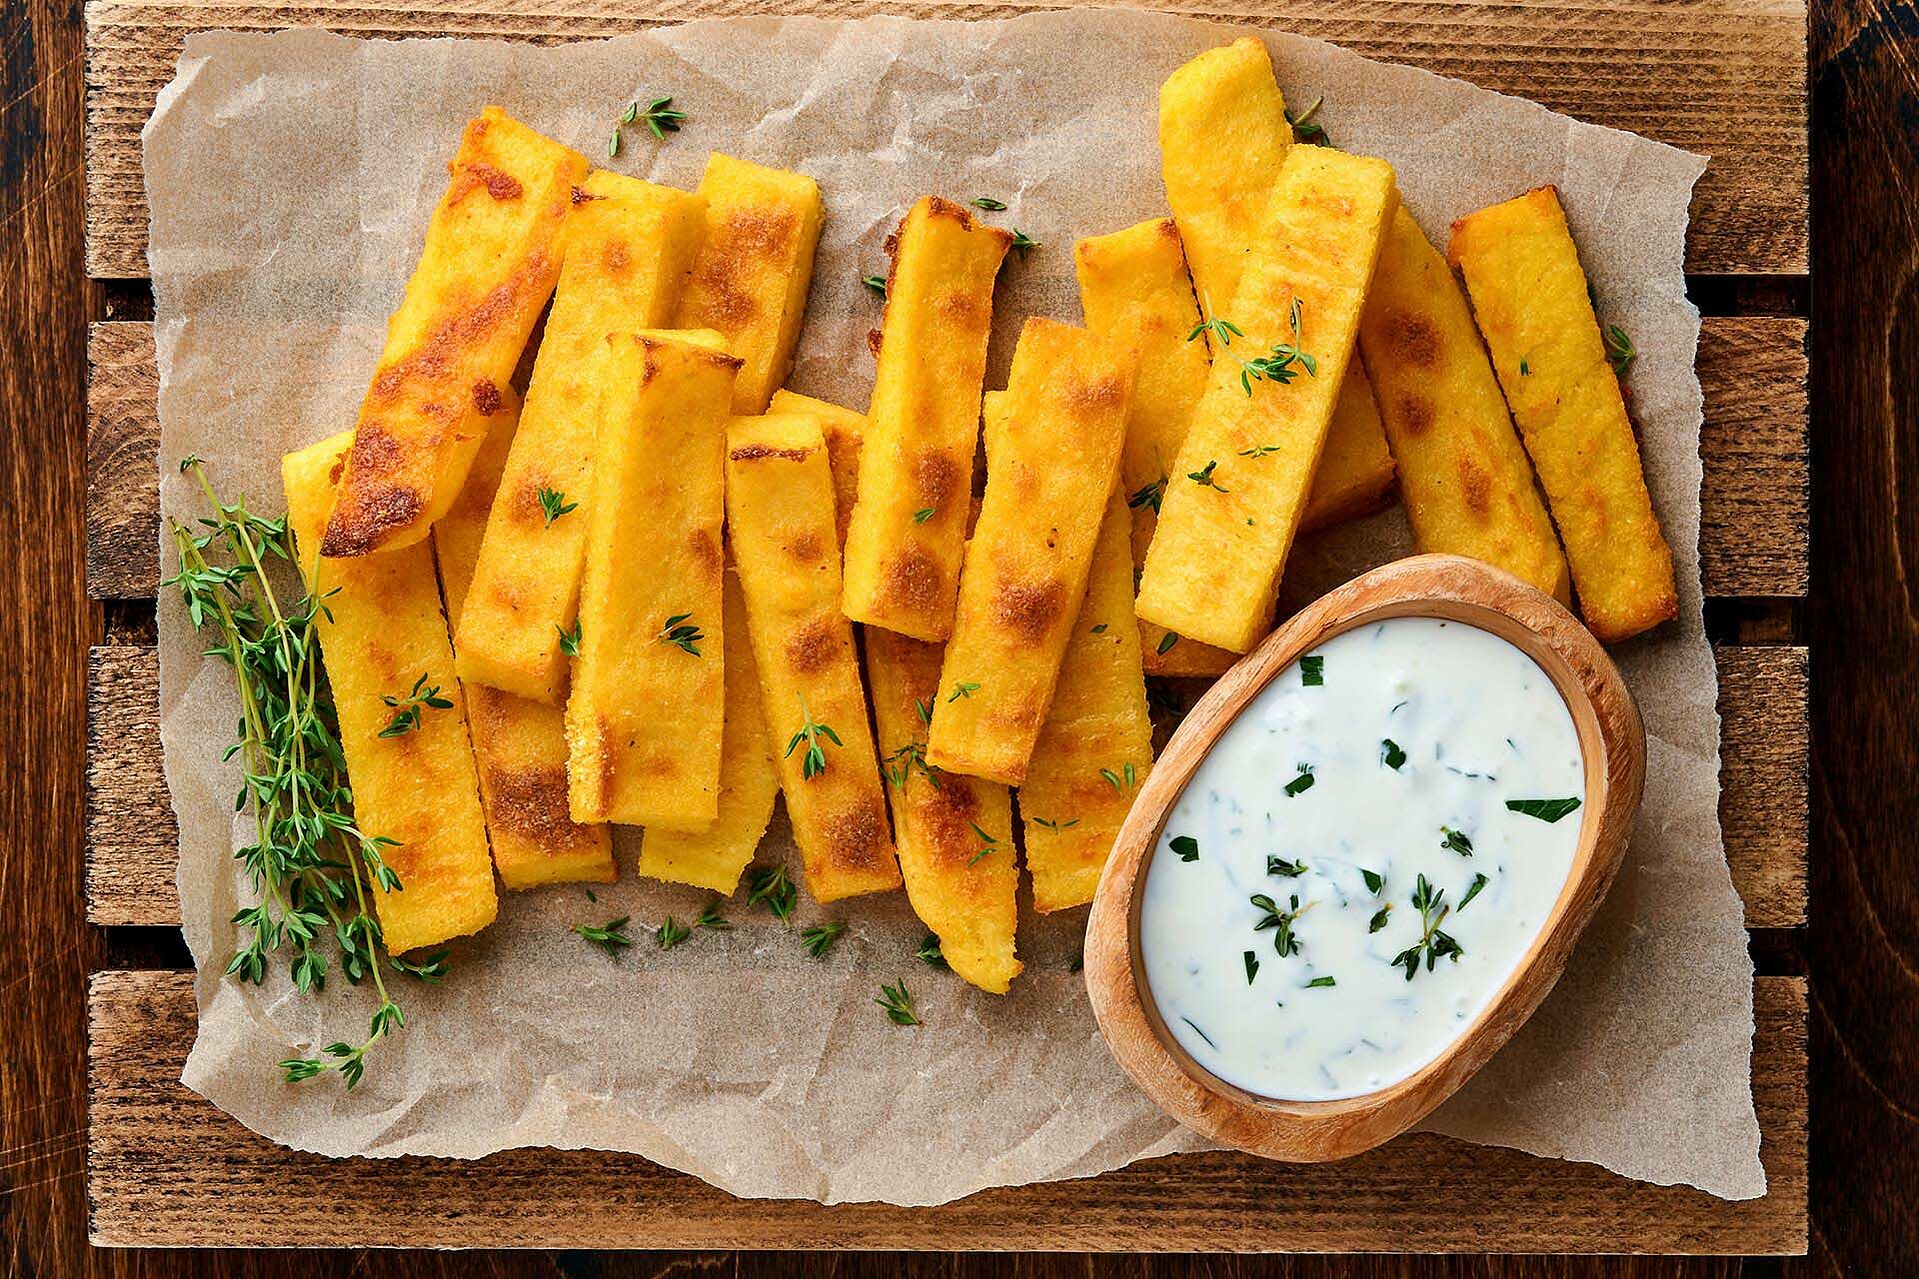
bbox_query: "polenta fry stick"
[1447,186,1676,641]
[432,386,615,889]
[453,171,706,704]
[767,389,866,547]
[927,318,1134,786]
[674,153,826,413]
[1019,488,1155,912]
[841,197,1013,642]
[321,108,588,557]
[283,432,498,953]
[637,570,781,894]
[1137,146,1397,654]
[1072,217,1237,677]
[1360,206,1571,602]
[866,629,1021,993]
[727,412,902,902]
[1159,38,1396,539]
[565,332,737,828]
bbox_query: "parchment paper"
[148,8,1764,1204]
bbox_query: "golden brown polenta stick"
[453,171,705,704]
[433,386,616,888]
[1019,488,1155,913]
[866,630,1021,993]
[283,432,497,953]
[1072,217,1237,678]
[636,570,781,894]
[322,109,587,558]
[927,318,1134,786]
[727,412,902,902]
[1360,206,1571,602]
[1158,39,1396,538]
[767,389,866,547]
[674,154,825,413]
[1448,186,1677,642]
[841,197,1013,642]
[565,332,737,828]
[1137,147,1397,654]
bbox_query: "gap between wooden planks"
[83,317,1811,600]
[84,969,1806,1251]
[84,641,1809,925]
[80,0,1808,279]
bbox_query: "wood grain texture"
[83,641,1811,926]
[86,968,1806,1252]
[1807,0,1919,1271]
[81,317,1812,600]
[80,0,1808,279]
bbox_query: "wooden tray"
[81,0,1810,1254]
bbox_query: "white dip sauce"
[1138,616,1585,1101]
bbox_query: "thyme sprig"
[656,611,705,657]
[164,458,425,1090]
[1390,874,1465,980]
[1237,298,1319,394]
[746,864,799,925]
[876,978,922,1026]
[784,697,842,780]
[1251,892,1311,957]
[537,485,577,525]
[801,921,847,958]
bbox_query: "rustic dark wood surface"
[4,0,1900,1267]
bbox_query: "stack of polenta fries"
[278,38,1676,996]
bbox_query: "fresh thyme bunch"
[163,457,444,1089]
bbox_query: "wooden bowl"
[1084,553,1646,1162]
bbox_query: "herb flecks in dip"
[1138,617,1584,1102]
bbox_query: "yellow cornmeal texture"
[865,629,1021,993]
[673,153,825,413]
[841,197,1013,642]
[928,318,1134,786]
[322,108,587,558]
[637,571,780,894]
[1019,489,1155,913]
[767,389,866,547]
[1448,186,1677,642]
[1137,147,1397,654]
[453,171,705,704]
[565,332,737,828]
[283,432,497,953]
[1158,39,1396,544]
[1359,206,1571,603]
[432,387,615,889]
[1072,217,1237,678]
[726,412,902,902]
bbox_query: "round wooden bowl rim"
[1083,553,1647,1162]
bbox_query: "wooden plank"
[84,968,1805,1251]
[81,0,1808,279]
[83,316,1811,600]
[86,320,157,598]
[85,642,1810,926]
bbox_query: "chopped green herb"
[1089,623,1108,634]
[746,864,798,925]
[1030,816,1080,831]
[1283,766,1315,797]
[557,619,582,657]
[1267,856,1308,878]
[1286,95,1330,146]
[1368,904,1392,934]
[861,273,888,296]
[656,611,705,656]
[1519,357,1532,376]
[1604,323,1637,376]
[1237,297,1317,395]
[800,921,846,958]
[1304,975,1337,989]
[694,899,729,931]
[1243,950,1260,984]
[1459,872,1491,911]
[1180,1016,1218,1049]
[574,916,633,958]
[947,681,980,702]
[1009,229,1039,257]
[884,740,942,793]
[1187,459,1229,492]
[1098,763,1137,791]
[1441,826,1475,856]
[970,195,1008,211]
[1361,867,1384,894]
[1128,474,1168,514]
[1381,738,1407,770]
[378,672,453,738]
[654,916,692,950]
[1390,874,1464,980]
[1170,835,1199,862]
[1300,654,1324,686]
[916,932,948,969]
[389,951,450,984]
[1188,311,1244,349]
[1250,892,1308,957]
[912,506,935,524]
[630,95,687,140]
[537,485,578,525]
[876,978,921,1026]
[784,696,842,780]
[1155,631,1179,655]
[1506,797,1582,823]
[966,820,999,866]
